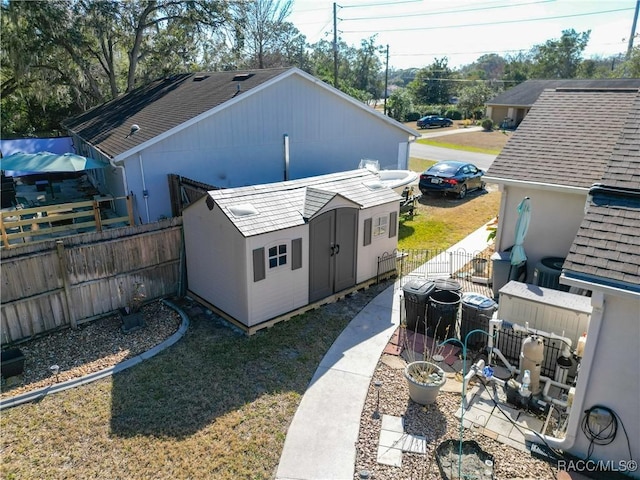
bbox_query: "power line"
[339,0,421,9]
[341,0,554,22]
[341,7,634,34]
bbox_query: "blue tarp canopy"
[0,152,108,174]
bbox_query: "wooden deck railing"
[0,196,134,248]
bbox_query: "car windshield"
[429,163,459,175]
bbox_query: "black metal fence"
[376,247,494,297]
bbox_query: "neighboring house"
[487,87,640,474]
[485,79,640,128]
[62,67,418,224]
[485,86,639,289]
[182,169,401,330]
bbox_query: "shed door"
[309,208,357,303]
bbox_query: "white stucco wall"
[119,74,413,223]
[497,185,587,283]
[568,292,640,475]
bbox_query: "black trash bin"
[427,289,461,340]
[402,279,435,334]
[460,293,497,350]
[1,348,25,379]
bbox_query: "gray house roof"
[62,67,417,160]
[487,79,640,107]
[485,88,639,189]
[203,169,401,237]
[564,93,640,292]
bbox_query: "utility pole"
[627,0,639,59]
[383,45,389,116]
[333,2,338,88]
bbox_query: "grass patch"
[0,292,390,480]
[408,157,436,173]
[416,138,502,155]
[398,188,501,251]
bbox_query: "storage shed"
[183,169,402,330]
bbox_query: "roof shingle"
[486,88,639,189]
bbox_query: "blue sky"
[288,0,638,70]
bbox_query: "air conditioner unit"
[533,257,569,292]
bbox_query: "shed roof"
[203,169,401,237]
[486,79,640,107]
[62,67,417,160]
[564,93,640,292]
[485,88,639,189]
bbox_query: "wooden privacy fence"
[0,195,134,248]
[1,217,183,345]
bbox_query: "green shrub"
[406,111,422,122]
[481,118,494,131]
[444,109,462,120]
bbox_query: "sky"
[287,0,639,70]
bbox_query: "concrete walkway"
[276,221,495,480]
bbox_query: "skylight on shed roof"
[228,203,259,218]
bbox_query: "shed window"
[268,244,287,269]
[389,211,397,238]
[373,216,388,237]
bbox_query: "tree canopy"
[0,1,634,136]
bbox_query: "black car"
[418,161,485,199]
[416,115,453,129]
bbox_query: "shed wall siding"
[120,74,411,222]
[498,186,586,283]
[244,227,309,326]
[183,199,249,321]
[357,203,400,283]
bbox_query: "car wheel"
[480,181,486,190]
[457,185,467,199]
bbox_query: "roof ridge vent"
[193,74,209,82]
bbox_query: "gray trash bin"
[460,293,497,349]
[433,278,462,294]
[402,279,435,334]
[427,289,461,340]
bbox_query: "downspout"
[495,184,508,250]
[109,158,129,194]
[139,153,150,223]
[526,291,606,450]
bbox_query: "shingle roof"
[487,79,640,107]
[485,88,639,189]
[62,68,292,158]
[205,169,401,237]
[564,93,640,291]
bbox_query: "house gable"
[62,67,418,162]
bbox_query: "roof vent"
[232,73,254,81]
[229,203,259,218]
[193,74,209,82]
[363,180,386,191]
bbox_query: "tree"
[385,88,412,122]
[530,29,590,78]
[232,0,306,69]
[407,58,453,106]
[457,82,495,119]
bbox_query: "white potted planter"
[404,360,446,405]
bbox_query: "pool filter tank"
[520,335,544,395]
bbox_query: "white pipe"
[138,153,150,224]
[109,158,129,194]
[525,292,606,449]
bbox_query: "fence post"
[126,195,135,225]
[56,240,77,329]
[93,200,103,232]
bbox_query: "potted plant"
[118,282,146,333]
[402,319,448,405]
